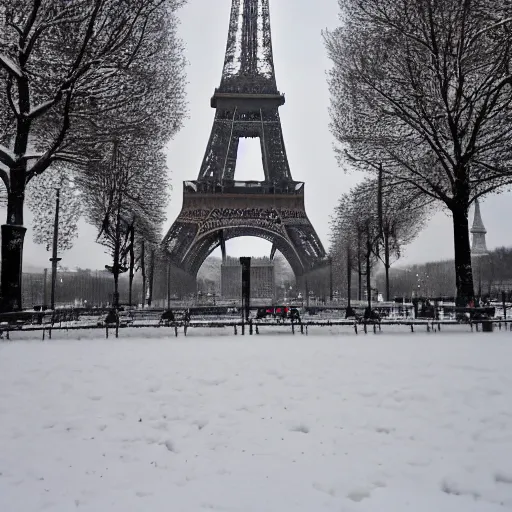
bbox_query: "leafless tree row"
[0,0,187,310]
[330,173,428,309]
[325,0,512,306]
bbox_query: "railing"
[183,180,305,196]
[0,304,510,340]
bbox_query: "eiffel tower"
[162,0,327,295]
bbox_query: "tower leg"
[220,231,227,264]
[270,243,277,261]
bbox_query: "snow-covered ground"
[1,330,512,511]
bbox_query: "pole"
[240,257,251,323]
[346,245,352,310]
[112,142,121,309]
[43,268,48,308]
[366,249,372,311]
[329,256,333,302]
[366,224,372,313]
[49,188,62,310]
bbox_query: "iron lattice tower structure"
[471,199,488,255]
[162,0,327,293]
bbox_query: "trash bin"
[482,318,493,332]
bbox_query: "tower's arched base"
[161,181,328,297]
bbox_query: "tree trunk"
[452,205,475,306]
[1,175,28,311]
[128,225,135,307]
[112,196,122,309]
[357,260,362,301]
[1,223,27,312]
[147,248,155,307]
[346,245,352,308]
[113,271,119,309]
[141,240,146,307]
[366,247,372,312]
[357,233,362,300]
[384,232,390,301]
[1,74,33,312]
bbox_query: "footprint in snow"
[347,489,371,502]
[495,472,512,485]
[290,424,309,434]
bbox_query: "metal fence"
[21,271,145,309]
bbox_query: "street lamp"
[49,177,80,310]
[49,187,62,310]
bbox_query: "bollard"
[354,323,358,335]
[291,321,295,335]
[42,327,45,341]
[411,324,414,333]
[175,325,178,337]
[255,325,259,335]
[234,325,237,335]
[300,323,304,335]
[427,324,430,333]
[373,323,376,334]
[364,323,367,334]
[184,324,188,336]
[306,325,308,335]
[250,320,253,335]
[49,327,52,339]
[106,325,109,339]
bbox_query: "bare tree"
[81,141,169,308]
[353,172,429,300]
[26,165,81,252]
[325,0,512,305]
[331,188,379,313]
[331,173,428,315]
[0,0,186,310]
[126,215,162,307]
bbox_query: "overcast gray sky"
[18,0,511,271]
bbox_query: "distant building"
[221,264,242,299]
[221,257,275,300]
[470,199,488,255]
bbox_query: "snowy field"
[1,330,512,511]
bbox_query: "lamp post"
[329,256,333,303]
[43,268,48,309]
[48,176,80,310]
[49,188,62,310]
